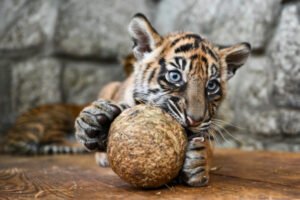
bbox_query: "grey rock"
[229,107,300,137]
[217,132,300,152]
[219,51,300,137]
[155,0,281,49]
[154,0,197,35]
[230,55,274,109]
[154,0,221,35]
[218,55,276,135]
[0,61,13,134]
[0,0,58,52]
[62,61,125,104]
[234,109,282,136]
[209,0,281,48]
[279,109,300,135]
[55,0,150,58]
[268,3,300,108]
[11,58,62,115]
[0,0,28,36]
[265,143,300,152]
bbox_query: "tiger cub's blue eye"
[207,80,219,94]
[168,71,182,82]
[207,81,216,90]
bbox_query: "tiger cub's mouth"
[169,111,211,133]
[185,119,211,133]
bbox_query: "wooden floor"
[0,149,299,200]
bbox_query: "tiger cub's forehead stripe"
[189,55,199,71]
[207,48,218,61]
[182,34,202,40]
[175,43,194,53]
[190,54,199,61]
[170,33,203,47]
[201,43,207,53]
[171,38,180,47]
[201,56,208,69]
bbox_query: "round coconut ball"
[107,104,187,188]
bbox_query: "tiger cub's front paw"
[75,99,123,151]
[180,136,211,187]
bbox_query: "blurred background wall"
[0,0,299,151]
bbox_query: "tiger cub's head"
[128,13,250,134]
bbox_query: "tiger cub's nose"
[187,116,202,127]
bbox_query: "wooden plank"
[212,149,300,188]
[0,149,299,200]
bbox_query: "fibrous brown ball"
[107,104,187,188]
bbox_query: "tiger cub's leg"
[180,134,214,186]
[75,99,128,152]
[4,104,87,155]
[95,152,110,167]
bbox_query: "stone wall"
[0,0,299,151]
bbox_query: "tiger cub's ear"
[128,13,162,60]
[219,43,251,80]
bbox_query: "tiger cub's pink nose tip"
[187,116,202,127]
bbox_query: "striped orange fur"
[74,14,251,186]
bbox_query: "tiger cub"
[5,13,250,186]
[75,13,251,186]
